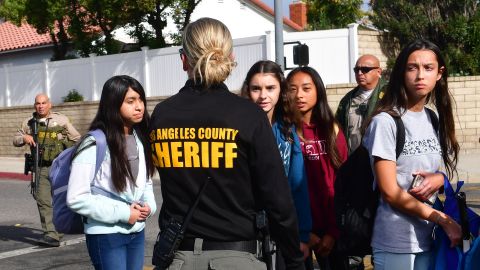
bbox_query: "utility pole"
[274,0,284,70]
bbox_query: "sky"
[263,0,371,17]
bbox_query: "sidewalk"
[0,152,479,182]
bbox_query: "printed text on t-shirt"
[300,140,327,160]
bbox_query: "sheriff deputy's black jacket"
[149,80,304,269]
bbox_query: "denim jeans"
[86,230,145,270]
[373,248,431,270]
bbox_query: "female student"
[363,39,461,270]
[241,60,312,262]
[287,66,348,270]
[67,75,156,270]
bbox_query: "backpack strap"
[87,129,107,174]
[393,116,405,159]
[86,129,132,205]
[425,107,439,134]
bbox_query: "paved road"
[1,178,479,270]
[0,179,162,270]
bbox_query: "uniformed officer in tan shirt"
[13,93,80,247]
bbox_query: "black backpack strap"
[425,107,439,134]
[393,116,405,159]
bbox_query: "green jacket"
[335,78,386,153]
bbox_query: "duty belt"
[178,238,257,253]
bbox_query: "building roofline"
[247,0,303,31]
[0,44,54,55]
[0,21,54,53]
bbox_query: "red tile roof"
[248,0,303,31]
[0,21,53,52]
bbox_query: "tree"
[306,0,363,30]
[371,0,480,75]
[78,0,135,55]
[0,0,72,60]
[124,0,172,49]
[126,0,202,48]
[166,0,202,44]
[0,0,203,58]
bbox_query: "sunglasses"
[353,66,379,74]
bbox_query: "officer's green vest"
[38,125,67,162]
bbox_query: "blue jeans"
[86,230,145,270]
[373,248,431,270]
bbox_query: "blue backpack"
[50,129,108,234]
[429,176,480,270]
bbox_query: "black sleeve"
[249,117,305,270]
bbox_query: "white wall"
[282,25,358,85]
[0,47,53,67]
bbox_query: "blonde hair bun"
[182,18,236,87]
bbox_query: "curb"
[0,172,31,181]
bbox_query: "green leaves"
[372,0,480,75]
[0,0,202,58]
[62,89,84,103]
[0,0,27,25]
[306,0,363,30]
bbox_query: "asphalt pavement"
[0,179,160,270]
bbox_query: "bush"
[62,89,84,102]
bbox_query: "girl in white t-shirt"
[363,39,461,270]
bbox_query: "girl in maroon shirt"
[287,67,348,270]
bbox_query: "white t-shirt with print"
[363,108,441,253]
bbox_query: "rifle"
[26,113,40,196]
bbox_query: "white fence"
[0,25,359,107]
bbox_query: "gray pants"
[167,238,266,270]
[35,166,62,240]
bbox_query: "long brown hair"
[90,75,155,192]
[372,39,459,179]
[287,66,344,169]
